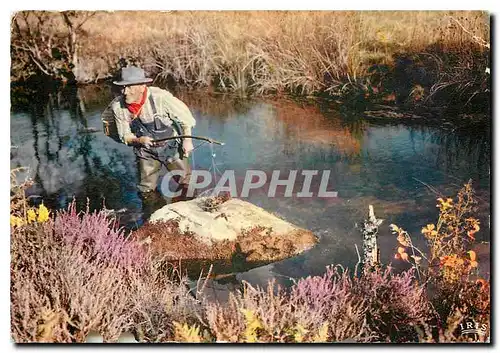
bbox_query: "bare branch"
[27,51,52,76]
[76,11,97,31]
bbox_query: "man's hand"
[138,136,153,148]
[182,138,194,157]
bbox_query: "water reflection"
[267,99,362,158]
[11,85,140,221]
[10,84,490,284]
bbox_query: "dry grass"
[12,11,489,103]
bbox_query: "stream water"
[10,84,491,291]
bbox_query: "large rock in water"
[147,197,317,263]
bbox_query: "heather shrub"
[54,202,147,269]
[127,260,203,342]
[203,292,247,342]
[289,267,368,342]
[204,280,295,342]
[204,265,429,342]
[10,181,200,342]
[353,267,431,342]
[11,218,137,342]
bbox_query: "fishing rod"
[152,135,225,146]
[151,135,225,194]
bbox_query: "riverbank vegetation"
[10,167,490,343]
[11,11,490,114]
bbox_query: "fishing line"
[163,136,225,198]
[208,142,224,192]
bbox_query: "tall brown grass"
[12,11,489,102]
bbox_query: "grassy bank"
[10,167,490,343]
[11,11,490,113]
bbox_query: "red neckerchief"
[126,87,148,117]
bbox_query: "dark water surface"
[10,85,490,288]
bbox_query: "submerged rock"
[150,197,314,242]
[137,197,317,268]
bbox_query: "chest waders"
[130,94,192,199]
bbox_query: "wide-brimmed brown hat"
[113,66,153,86]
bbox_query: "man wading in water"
[101,66,196,219]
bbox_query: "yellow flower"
[389,224,400,233]
[10,215,24,227]
[37,204,50,223]
[436,197,453,211]
[468,250,477,262]
[423,224,435,231]
[27,209,37,224]
[241,309,262,343]
[421,224,438,238]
